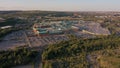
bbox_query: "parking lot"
[26,30,69,47]
[0,30,27,50]
[0,29,97,51]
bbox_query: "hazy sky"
[0,0,120,11]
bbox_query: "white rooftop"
[0,26,12,29]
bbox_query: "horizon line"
[0,9,120,12]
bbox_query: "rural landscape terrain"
[0,11,120,68]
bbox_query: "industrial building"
[33,22,64,36]
[33,21,111,37]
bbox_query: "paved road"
[86,54,100,68]
[34,49,43,68]
[23,30,32,47]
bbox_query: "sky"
[0,0,120,11]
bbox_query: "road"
[34,49,43,68]
[23,30,32,47]
[86,54,100,68]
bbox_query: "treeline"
[0,28,12,40]
[42,35,120,68]
[0,47,39,68]
[0,11,73,18]
[0,18,25,40]
[0,28,21,41]
[0,18,21,27]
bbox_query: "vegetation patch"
[0,47,39,68]
[42,35,120,68]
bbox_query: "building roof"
[0,26,12,29]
